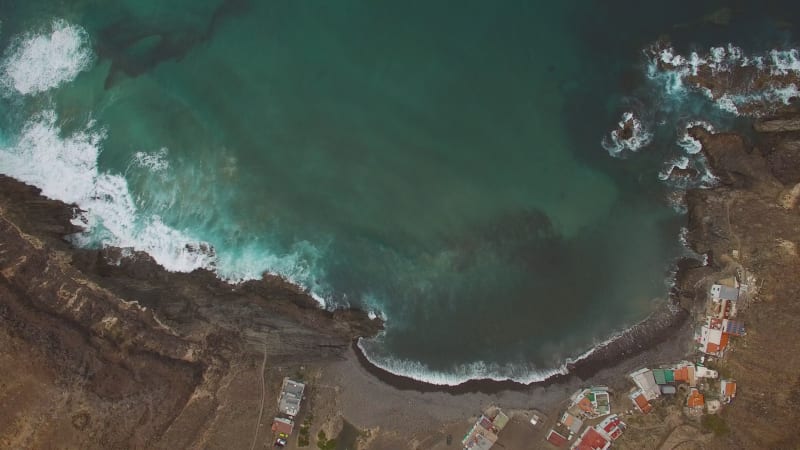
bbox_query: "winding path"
[250,340,269,450]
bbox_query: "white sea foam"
[601,111,653,157]
[357,307,676,386]
[658,156,690,181]
[0,109,333,307]
[0,110,215,272]
[131,147,170,172]
[677,120,715,155]
[1,19,93,95]
[769,49,800,75]
[357,336,568,385]
[647,44,800,116]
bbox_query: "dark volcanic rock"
[0,175,380,448]
[765,139,800,184]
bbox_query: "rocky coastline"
[2,92,800,448]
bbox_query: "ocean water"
[1,1,799,384]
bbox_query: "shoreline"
[351,294,693,392]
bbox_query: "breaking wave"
[356,310,669,386]
[601,111,653,157]
[0,20,330,307]
[1,19,93,95]
[646,44,800,116]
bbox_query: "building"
[720,379,737,403]
[723,319,746,336]
[694,365,718,379]
[596,415,626,441]
[492,410,510,431]
[698,318,731,356]
[277,378,305,417]
[652,368,675,385]
[629,389,653,414]
[630,368,661,400]
[462,409,509,450]
[546,429,569,448]
[571,427,610,450]
[560,412,584,435]
[272,417,294,435]
[568,386,611,418]
[710,284,739,302]
[672,364,697,387]
[462,415,498,450]
[687,388,705,411]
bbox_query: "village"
[260,275,750,450]
[460,275,749,450]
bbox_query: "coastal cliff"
[1,112,799,448]
[0,175,380,449]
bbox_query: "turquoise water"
[1,1,796,383]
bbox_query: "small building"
[492,410,510,431]
[687,388,705,411]
[713,299,737,319]
[698,318,731,356]
[720,379,737,403]
[630,368,661,400]
[568,386,611,419]
[672,364,697,387]
[278,378,305,417]
[272,417,294,435]
[629,390,653,414]
[546,429,569,448]
[560,412,584,435]
[652,368,675,385]
[596,415,626,441]
[462,415,498,450]
[661,385,677,395]
[711,284,739,301]
[463,409,510,450]
[695,365,718,379]
[723,319,746,336]
[571,427,610,450]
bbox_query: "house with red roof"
[546,429,569,448]
[570,427,610,450]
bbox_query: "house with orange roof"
[629,389,653,414]
[698,317,733,356]
[687,388,705,413]
[671,364,696,387]
[720,379,737,403]
[567,387,611,419]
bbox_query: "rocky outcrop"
[754,117,800,133]
[0,175,380,449]
[676,116,800,449]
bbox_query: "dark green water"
[1,1,797,383]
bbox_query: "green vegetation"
[316,430,337,450]
[702,415,730,436]
[298,417,312,447]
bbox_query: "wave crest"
[1,19,94,95]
